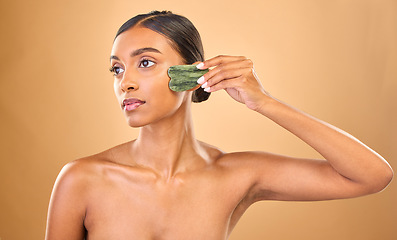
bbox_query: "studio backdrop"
[0,0,396,239]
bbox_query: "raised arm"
[196,55,393,201]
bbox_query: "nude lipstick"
[122,98,146,111]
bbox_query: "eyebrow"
[110,47,162,61]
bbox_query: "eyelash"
[109,66,123,76]
[109,58,155,76]
[139,58,155,68]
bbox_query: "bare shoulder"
[50,156,99,207]
[198,141,225,162]
[58,158,102,184]
[46,147,127,239]
[54,142,132,192]
[211,148,284,169]
[61,140,162,186]
[49,143,135,213]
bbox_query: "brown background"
[0,0,396,239]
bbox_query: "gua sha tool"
[168,64,209,92]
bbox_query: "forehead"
[111,26,177,57]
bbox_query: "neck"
[131,101,207,179]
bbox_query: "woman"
[45,11,393,240]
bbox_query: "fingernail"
[204,87,211,92]
[201,82,208,88]
[197,76,205,84]
[196,62,204,69]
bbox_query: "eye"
[109,66,125,76]
[139,59,155,68]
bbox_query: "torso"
[79,142,256,240]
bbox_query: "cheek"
[113,81,119,95]
[113,80,123,103]
[150,85,187,121]
[145,71,184,103]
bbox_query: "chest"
[84,172,249,239]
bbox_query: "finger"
[203,58,253,85]
[206,57,252,77]
[196,55,247,70]
[202,66,252,90]
[204,76,244,93]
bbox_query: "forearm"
[257,95,393,191]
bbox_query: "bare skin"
[45,26,393,240]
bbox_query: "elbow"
[380,164,394,190]
[367,164,394,194]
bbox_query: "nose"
[120,69,139,93]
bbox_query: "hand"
[196,55,270,111]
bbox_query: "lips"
[122,98,146,111]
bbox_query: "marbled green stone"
[168,64,208,92]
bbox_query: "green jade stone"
[168,64,209,92]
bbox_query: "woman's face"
[110,26,188,127]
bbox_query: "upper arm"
[45,161,89,240]
[241,152,371,202]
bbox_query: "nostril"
[120,80,138,92]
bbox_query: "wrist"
[254,94,279,114]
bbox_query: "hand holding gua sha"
[168,64,208,92]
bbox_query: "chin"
[124,111,167,128]
[127,122,149,128]
[125,116,151,128]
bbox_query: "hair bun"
[192,88,210,103]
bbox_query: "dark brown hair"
[114,11,210,103]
